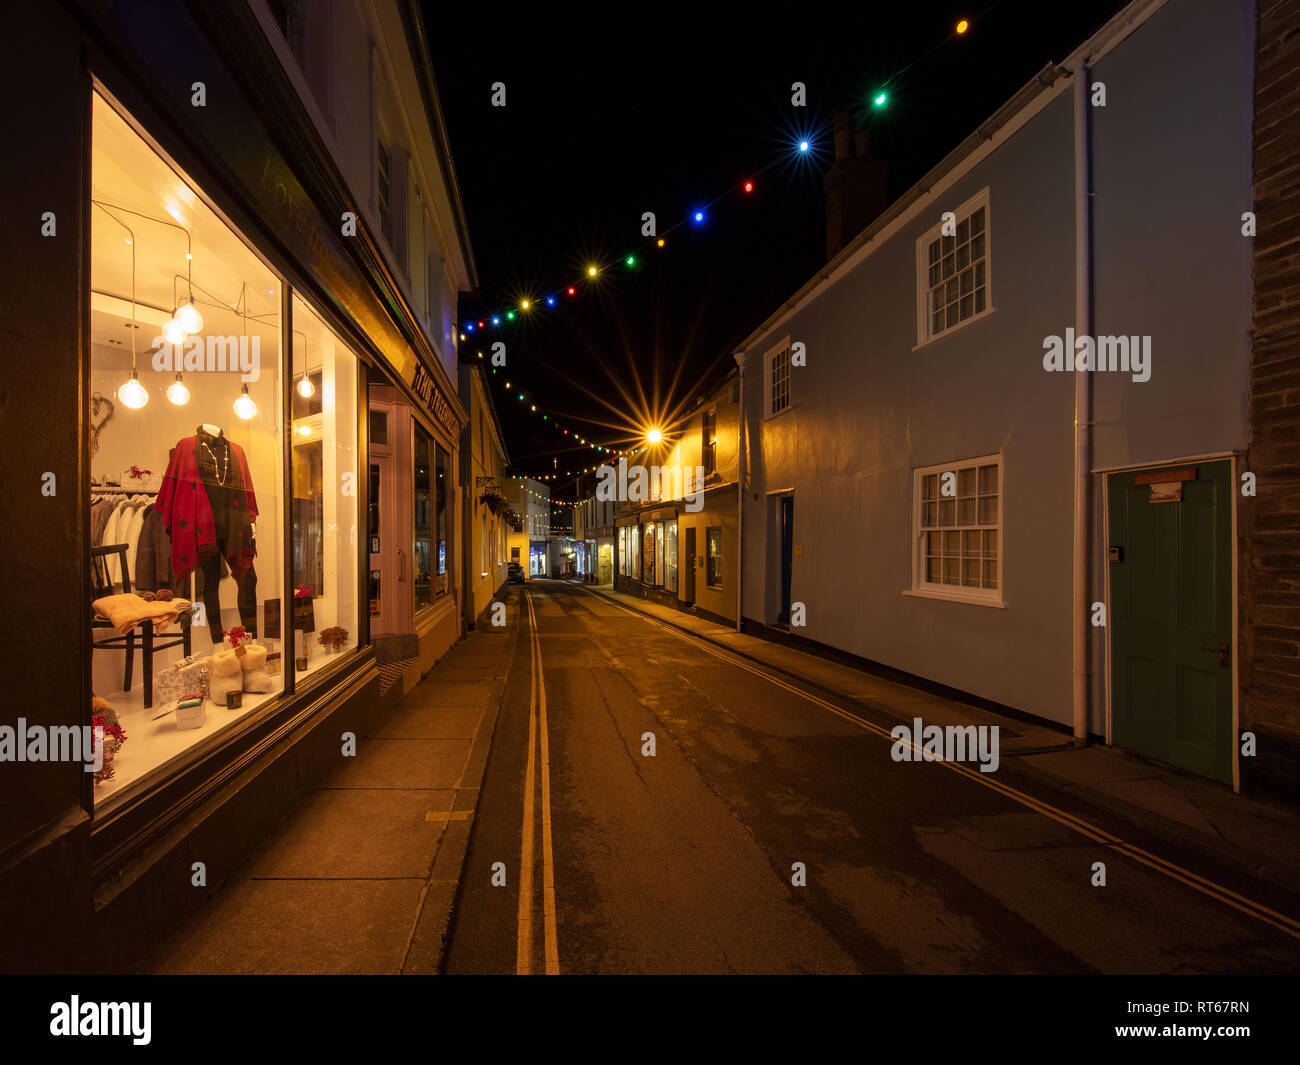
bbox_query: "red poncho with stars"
[156,435,259,584]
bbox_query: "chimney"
[823,116,888,260]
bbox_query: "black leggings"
[197,553,258,644]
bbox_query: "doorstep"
[138,607,520,974]
[586,586,1300,898]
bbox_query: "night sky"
[426,0,1130,499]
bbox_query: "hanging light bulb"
[117,369,149,409]
[234,383,257,420]
[175,298,203,334]
[162,318,187,345]
[166,372,190,405]
[297,373,315,399]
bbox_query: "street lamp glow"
[798,140,810,152]
[646,428,663,444]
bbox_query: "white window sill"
[912,306,996,351]
[902,587,1006,609]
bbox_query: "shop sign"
[413,361,459,440]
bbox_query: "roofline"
[398,0,479,289]
[733,0,1168,358]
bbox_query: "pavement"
[142,610,517,975]
[585,581,1300,898]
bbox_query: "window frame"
[706,525,723,587]
[763,336,792,419]
[914,187,992,348]
[377,136,393,248]
[702,408,717,476]
[909,452,1004,607]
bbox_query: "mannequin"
[157,425,260,645]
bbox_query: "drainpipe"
[735,354,745,632]
[1072,54,1093,747]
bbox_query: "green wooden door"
[1108,460,1233,783]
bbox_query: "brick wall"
[1243,0,1300,794]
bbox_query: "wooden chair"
[91,543,192,708]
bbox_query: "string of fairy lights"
[463,14,985,479]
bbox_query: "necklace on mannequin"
[201,438,230,487]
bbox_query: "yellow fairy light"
[956,18,969,34]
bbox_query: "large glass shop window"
[290,295,360,677]
[413,428,432,607]
[414,427,449,610]
[89,93,284,803]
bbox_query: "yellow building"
[459,363,511,627]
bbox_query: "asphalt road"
[442,580,1300,974]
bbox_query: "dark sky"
[426,0,1130,500]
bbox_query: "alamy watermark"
[890,716,1000,773]
[595,457,705,513]
[151,334,261,382]
[1042,329,1151,383]
[50,997,151,1045]
[0,719,104,772]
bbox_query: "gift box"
[155,653,210,705]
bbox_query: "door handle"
[397,548,406,582]
[1200,642,1229,669]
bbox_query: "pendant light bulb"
[166,372,190,406]
[162,318,187,345]
[117,369,149,410]
[234,383,257,420]
[176,299,203,335]
[297,374,315,399]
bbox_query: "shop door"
[368,396,413,636]
[683,527,696,603]
[1108,460,1233,783]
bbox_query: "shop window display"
[414,428,432,607]
[89,92,284,802]
[290,295,360,677]
[414,428,450,609]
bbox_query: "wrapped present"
[155,653,209,706]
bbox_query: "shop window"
[707,526,723,586]
[643,522,658,585]
[665,520,678,594]
[290,295,359,680]
[414,428,431,605]
[89,92,284,802]
[414,429,448,608]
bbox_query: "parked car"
[507,562,525,584]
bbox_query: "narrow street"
[444,581,1300,975]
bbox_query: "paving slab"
[400,681,494,707]
[242,788,454,879]
[323,738,472,789]
[151,878,425,974]
[372,702,485,739]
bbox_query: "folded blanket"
[92,593,192,635]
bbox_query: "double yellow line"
[587,589,1300,944]
[517,591,560,975]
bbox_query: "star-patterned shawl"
[156,434,259,583]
